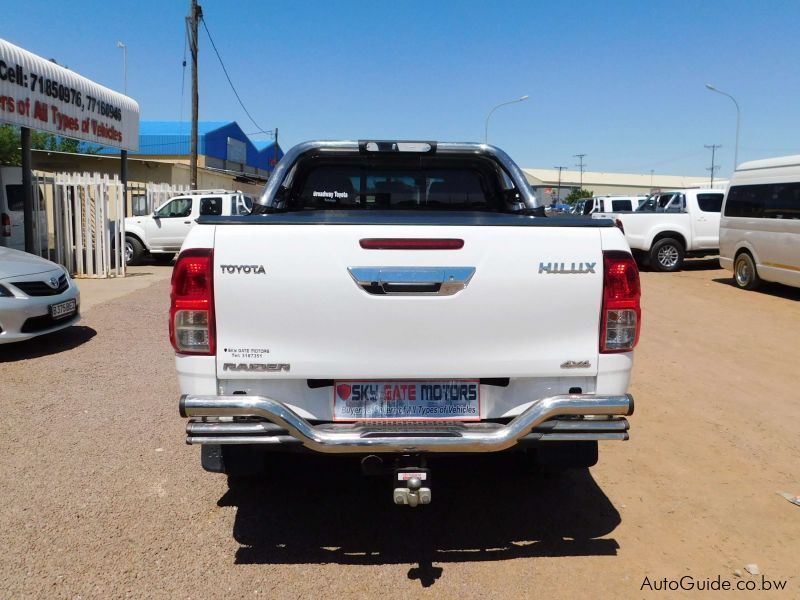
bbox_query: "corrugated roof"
[523,168,713,189]
[138,121,230,136]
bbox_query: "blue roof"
[94,120,282,171]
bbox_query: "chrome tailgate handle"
[348,267,475,296]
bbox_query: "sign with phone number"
[0,38,139,151]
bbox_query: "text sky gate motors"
[333,380,480,421]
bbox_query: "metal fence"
[51,172,126,278]
[28,173,190,278]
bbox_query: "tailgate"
[213,224,603,379]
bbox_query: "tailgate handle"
[348,267,475,296]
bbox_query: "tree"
[0,124,98,165]
[564,188,594,204]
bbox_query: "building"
[524,168,720,204]
[96,120,283,183]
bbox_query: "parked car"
[124,190,255,265]
[719,155,800,290]
[573,195,648,215]
[0,247,80,344]
[173,140,639,506]
[593,188,724,271]
[0,166,48,253]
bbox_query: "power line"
[200,15,273,137]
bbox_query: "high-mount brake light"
[170,248,215,355]
[359,140,436,154]
[600,251,641,353]
[360,238,464,250]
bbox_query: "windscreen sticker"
[313,190,350,202]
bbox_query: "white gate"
[52,172,126,278]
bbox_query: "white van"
[0,166,48,254]
[719,155,800,290]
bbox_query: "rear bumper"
[180,393,634,454]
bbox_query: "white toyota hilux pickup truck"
[592,189,724,271]
[173,140,640,506]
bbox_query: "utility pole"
[705,144,721,187]
[553,166,566,204]
[574,154,586,190]
[188,0,202,189]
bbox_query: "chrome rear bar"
[180,393,633,453]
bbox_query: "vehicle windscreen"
[287,159,509,211]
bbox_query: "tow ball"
[393,466,432,507]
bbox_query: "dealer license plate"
[49,299,77,320]
[333,380,480,421]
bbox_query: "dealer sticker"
[332,380,480,421]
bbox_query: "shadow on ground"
[681,258,722,271]
[0,325,97,362]
[713,277,800,301]
[219,454,621,587]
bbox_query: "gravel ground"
[1,260,798,598]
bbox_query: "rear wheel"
[650,238,684,272]
[734,252,761,290]
[125,236,145,266]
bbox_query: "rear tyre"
[650,238,684,272]
[125,236,145,266]
[734,252,761,290]
[153,252,176,264]
[201,445,268,478]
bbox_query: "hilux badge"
[539,262,596,274]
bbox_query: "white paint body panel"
[174,221,634,420]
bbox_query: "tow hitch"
[393,462,432,507]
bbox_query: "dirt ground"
[1,260,798,598]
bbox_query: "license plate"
[332,380,480,421]
[50,299,77,320]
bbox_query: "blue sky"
[3,0,799,177]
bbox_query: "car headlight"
[0,283,13,297]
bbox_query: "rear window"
[5,184,24,212]
[611,199,632,211]
[199,197,223,216]
[697,193,723,212]
[292,165,498,211]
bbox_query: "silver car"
[0,247,80,344]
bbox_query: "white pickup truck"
[173,140,640,506]
[124,190,254,265]
[593,189,724,271]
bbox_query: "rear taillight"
[1,213,10,237]
[170,248,215,355]
[614,218,625,233]
[600,251,641,353]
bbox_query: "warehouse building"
[96,120,283,183]
[524,168,720,204]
